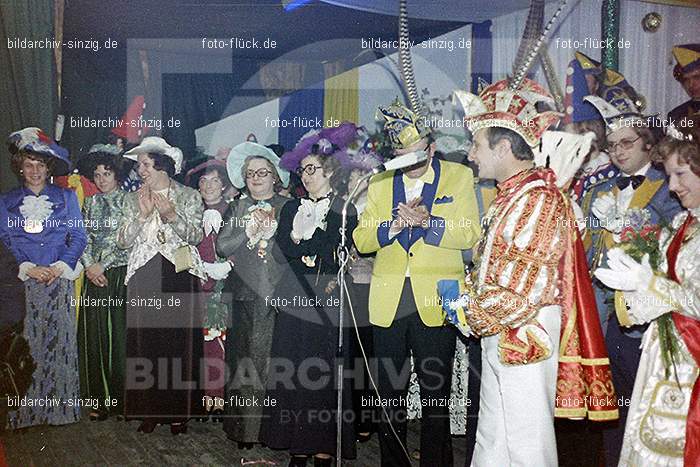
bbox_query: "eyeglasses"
[245,168,273,179]
[296,164,324,176]
[607,136,640,153]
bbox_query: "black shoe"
[170,423,187,435]
[212,409,225,423]
[89,410,108,421]
[313,457,332,467]
[288,456,308,467]
[237,441,254,450]
[137,420,156,433]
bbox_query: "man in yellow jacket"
[353,101,480,467]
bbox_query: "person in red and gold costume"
[595,121,700,467]
[443,79,619,466]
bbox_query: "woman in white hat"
[215,141,289,448]
[117,136,207,434]
[1,128,87,429]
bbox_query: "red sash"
[666,215,700,466]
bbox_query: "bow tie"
[616,175,645,190]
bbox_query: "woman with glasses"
[2,128,87,429]
[260,126,358,467]
[581,94,683,465]
[215,142,290,449]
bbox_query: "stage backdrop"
[491,0,700,117]
[195,24,473,153]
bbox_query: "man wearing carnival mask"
[353,101,481,467]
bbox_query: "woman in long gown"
[260,131,358,466]
[117,137,206,434]
[216,142,289,448]
[77,144,130,420]
[1,128,87,429]
[595,128,700,466]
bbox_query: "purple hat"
[280,122,374,171]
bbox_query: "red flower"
[620,227,636,242]
[641,225,661,240]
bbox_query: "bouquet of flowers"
[617,209,679,378]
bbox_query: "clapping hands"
[391,197,430,234]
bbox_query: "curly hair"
[651,137,700,177]
[10,150,55,180]
[79,152,127,183]
[147,152,176,177]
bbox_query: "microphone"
[372,150,428,174]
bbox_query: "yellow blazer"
[353,157,481,327]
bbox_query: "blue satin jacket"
[0,184,87,269]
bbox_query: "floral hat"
[227,142,289,189]
[7,127,71,175]
[77,143,124,178]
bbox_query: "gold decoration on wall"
[642,12,662,33]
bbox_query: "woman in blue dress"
[1,128,87,429]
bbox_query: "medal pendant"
[24,219,43,234]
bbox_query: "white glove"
[203,261,232,280]
[203,209,223,237]
[594,248,654,292]
[592,193,624,233]
[622,289,674,325]
[292,202,318,241]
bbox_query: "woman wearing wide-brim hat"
[259,124,360,466]
[215,141,290,448]
[1,127,87,429]
[117,136,207,435]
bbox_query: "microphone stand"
[336,171,373,465]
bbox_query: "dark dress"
[259,195,357,458]
[118,181,206,424]
[216,193,288,442]
[198,199,230,403]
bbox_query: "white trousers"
[471,305,561,467]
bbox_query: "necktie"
[616,175,645,190]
